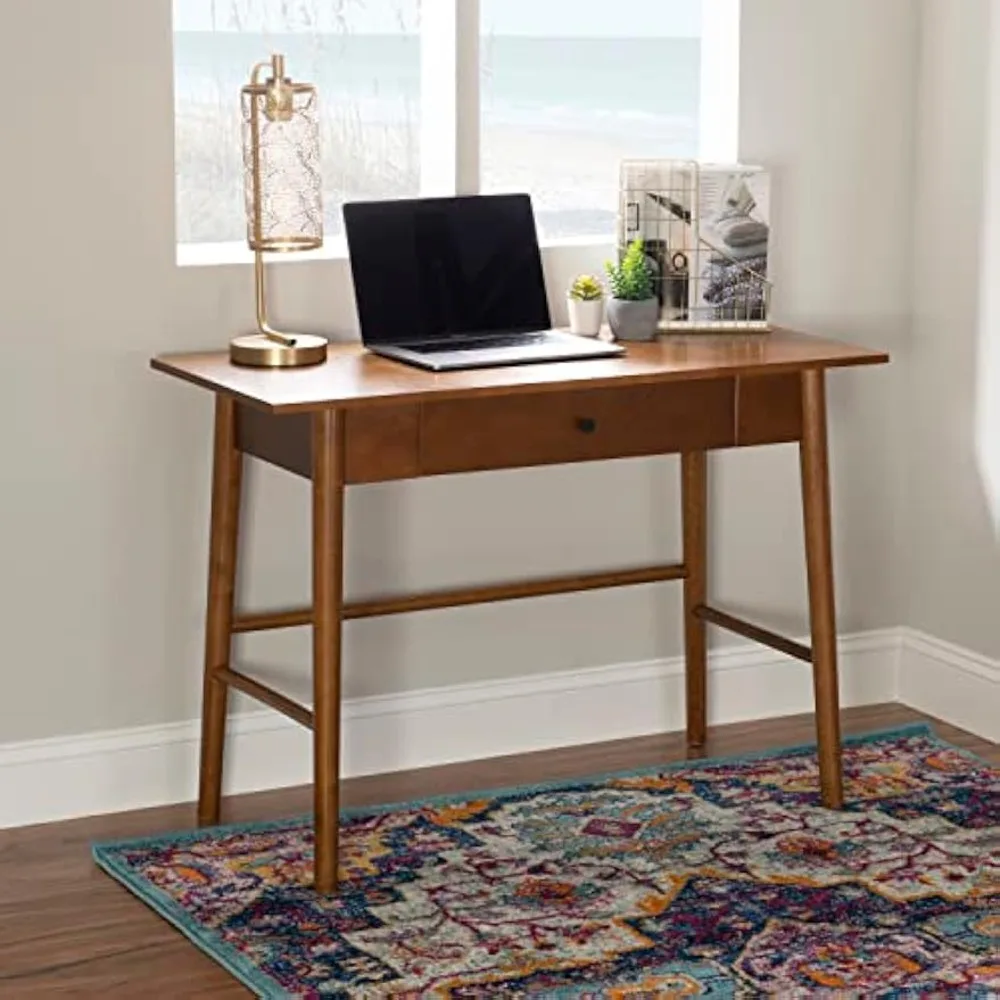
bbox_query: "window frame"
[175,0,740,265]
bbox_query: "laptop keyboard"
[407,333,552,354]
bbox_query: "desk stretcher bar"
[232,562,687,633]
[224,590,817,735]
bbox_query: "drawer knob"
[575,417,597,434]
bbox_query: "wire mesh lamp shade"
[242,62,322,252]
[230,54,328,368]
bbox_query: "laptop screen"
[343,194,552,345]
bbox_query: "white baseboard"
[898,628,1000,743]
[4,626,992,831]
[0,629,900,830]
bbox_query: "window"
[173,0,420,246]
[482,0,705,239]
[172,0,738,251]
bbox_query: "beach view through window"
[481,0,703,239]
[172,0,704,245]
[173,0,421,245]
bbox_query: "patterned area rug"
[93,725,999,998]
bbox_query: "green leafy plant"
[568,274,603,301]
[604,238,655,301]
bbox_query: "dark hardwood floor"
[0,704,995,997]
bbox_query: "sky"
[172,0,702,37]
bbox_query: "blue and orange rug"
[94,725,999,998]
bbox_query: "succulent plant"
[568,274,604,301]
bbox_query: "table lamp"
[230,54,328,368]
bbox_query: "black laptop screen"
[343,194,552,345]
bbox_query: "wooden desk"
[152,328,888,894]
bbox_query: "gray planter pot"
[606,297,659,342]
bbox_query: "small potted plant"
[604,238,659,342]
[566,274,605,337]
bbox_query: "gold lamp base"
[230,333,328,368]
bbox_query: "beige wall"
[907,0,1000,659]
[0,0,917,745]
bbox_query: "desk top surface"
[152,328,888,413]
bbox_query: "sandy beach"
[176,98,696,243]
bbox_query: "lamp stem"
[254,250,297,347]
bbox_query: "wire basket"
[617,159,772,333]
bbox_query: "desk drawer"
[420,380,736,475]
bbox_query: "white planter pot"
[567,296,604,337]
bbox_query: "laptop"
[342,194,625,372]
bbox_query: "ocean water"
[173,32,701,241]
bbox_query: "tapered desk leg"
[312,409,346,894]
[681,451,708,749]
[800,369,844,809]
[198,395,243,826]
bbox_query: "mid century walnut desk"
[152,328,888,894]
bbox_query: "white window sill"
[176,232,613,268]
[176,237,348,268]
